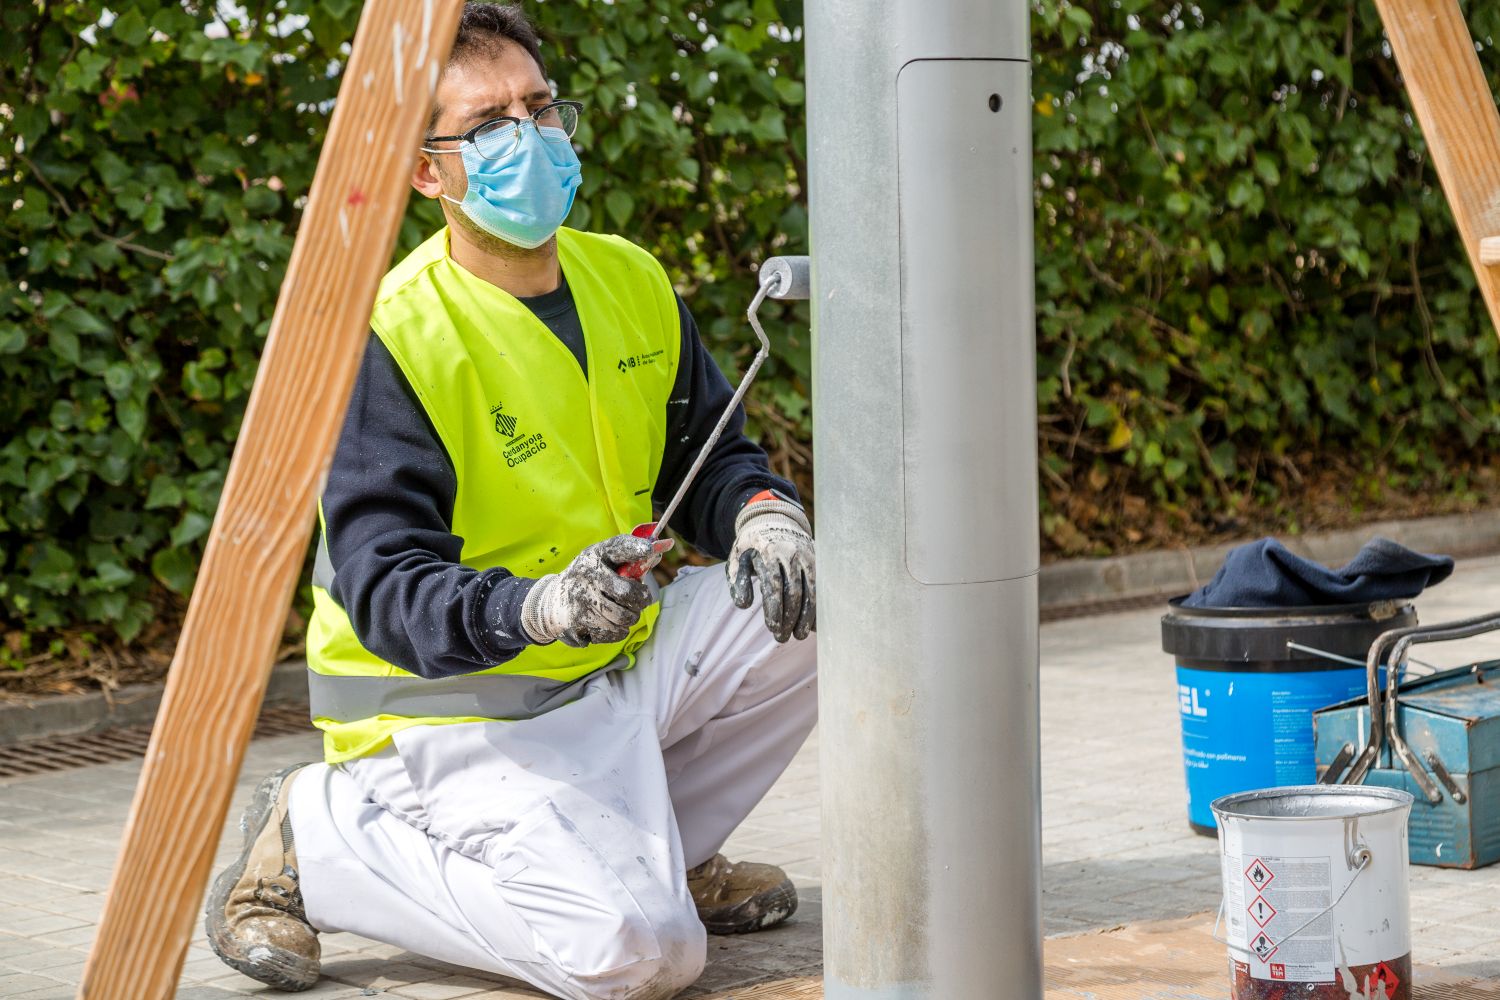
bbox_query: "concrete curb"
[1039,509,1500,611]
[0,658,309,747]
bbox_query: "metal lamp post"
[806,1,1042,996]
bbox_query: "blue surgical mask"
[442,124,582,249]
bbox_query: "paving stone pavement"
[7,554,1500,996]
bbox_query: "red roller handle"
[618,523,672,579]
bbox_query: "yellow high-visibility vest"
[305,226,681,763]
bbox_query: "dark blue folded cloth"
[1182,536,1454,608]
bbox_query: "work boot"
[204,764,320,992]
[687,854,798,935]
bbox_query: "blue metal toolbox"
[1314,612,1500,869]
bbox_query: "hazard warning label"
[1372,962,1400,995]
[1224,852,1332,983]
[1245,858,1275,892]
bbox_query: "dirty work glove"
[521,535,661,648]
[727,490,816,643]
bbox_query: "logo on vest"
[502,432,548,468]
[489,402,519,439]
[617,349,665,373]
[489,401,547,467]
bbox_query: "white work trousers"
[288,565,818,1000]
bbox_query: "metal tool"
[618,255,811,579]
[1339,610,1500,795]
[1315,611,1500,868]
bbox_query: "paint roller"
[619,255,812,579]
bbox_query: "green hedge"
[1032,0,1500,550]
[0,0,807,649]
[4,0,1500,648]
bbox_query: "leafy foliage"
[521,0,811,479]
[5,0,1500,649]
[1033,0,1500,552]
[2,0,368,645]
[0,0,806,647]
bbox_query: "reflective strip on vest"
[306,656,627,724]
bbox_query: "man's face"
[415,40,554,224]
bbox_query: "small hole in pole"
[988,93,1002,112]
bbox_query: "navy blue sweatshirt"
[319,279,796,679]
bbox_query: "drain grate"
[0,702,312,779]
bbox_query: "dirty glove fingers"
[771,556,804,644]
[758,554,792,643]
[524,535,659,646]
[617,578,654,615]
[598,572,652,614]
[566,614,630,648]
[590,620,632,643]
[588,582,648,631]
[598,533,656,569]
[792,562,816,641]
[728,499,814,640]
[730,551,758,609]
[593,598,636,630]
[557,574,635,629]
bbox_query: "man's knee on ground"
[560,905,706,1000]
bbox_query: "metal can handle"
[1214,848,1372,952]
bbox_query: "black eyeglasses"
[421,101,583,160]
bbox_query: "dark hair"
[427,4,548,135]
[451,2,546,75]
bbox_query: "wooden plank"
[78,1,462,996]
[1372,0,1500,337]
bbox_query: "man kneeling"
[204,6,816,997]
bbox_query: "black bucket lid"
[1161,597,1416,664]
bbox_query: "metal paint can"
[1213,786,1414,999]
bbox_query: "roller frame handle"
[617,255,810,580]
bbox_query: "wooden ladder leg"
[1373,0,1500,335]
[78,2,463,996]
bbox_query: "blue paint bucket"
[1162,599,1414,834]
